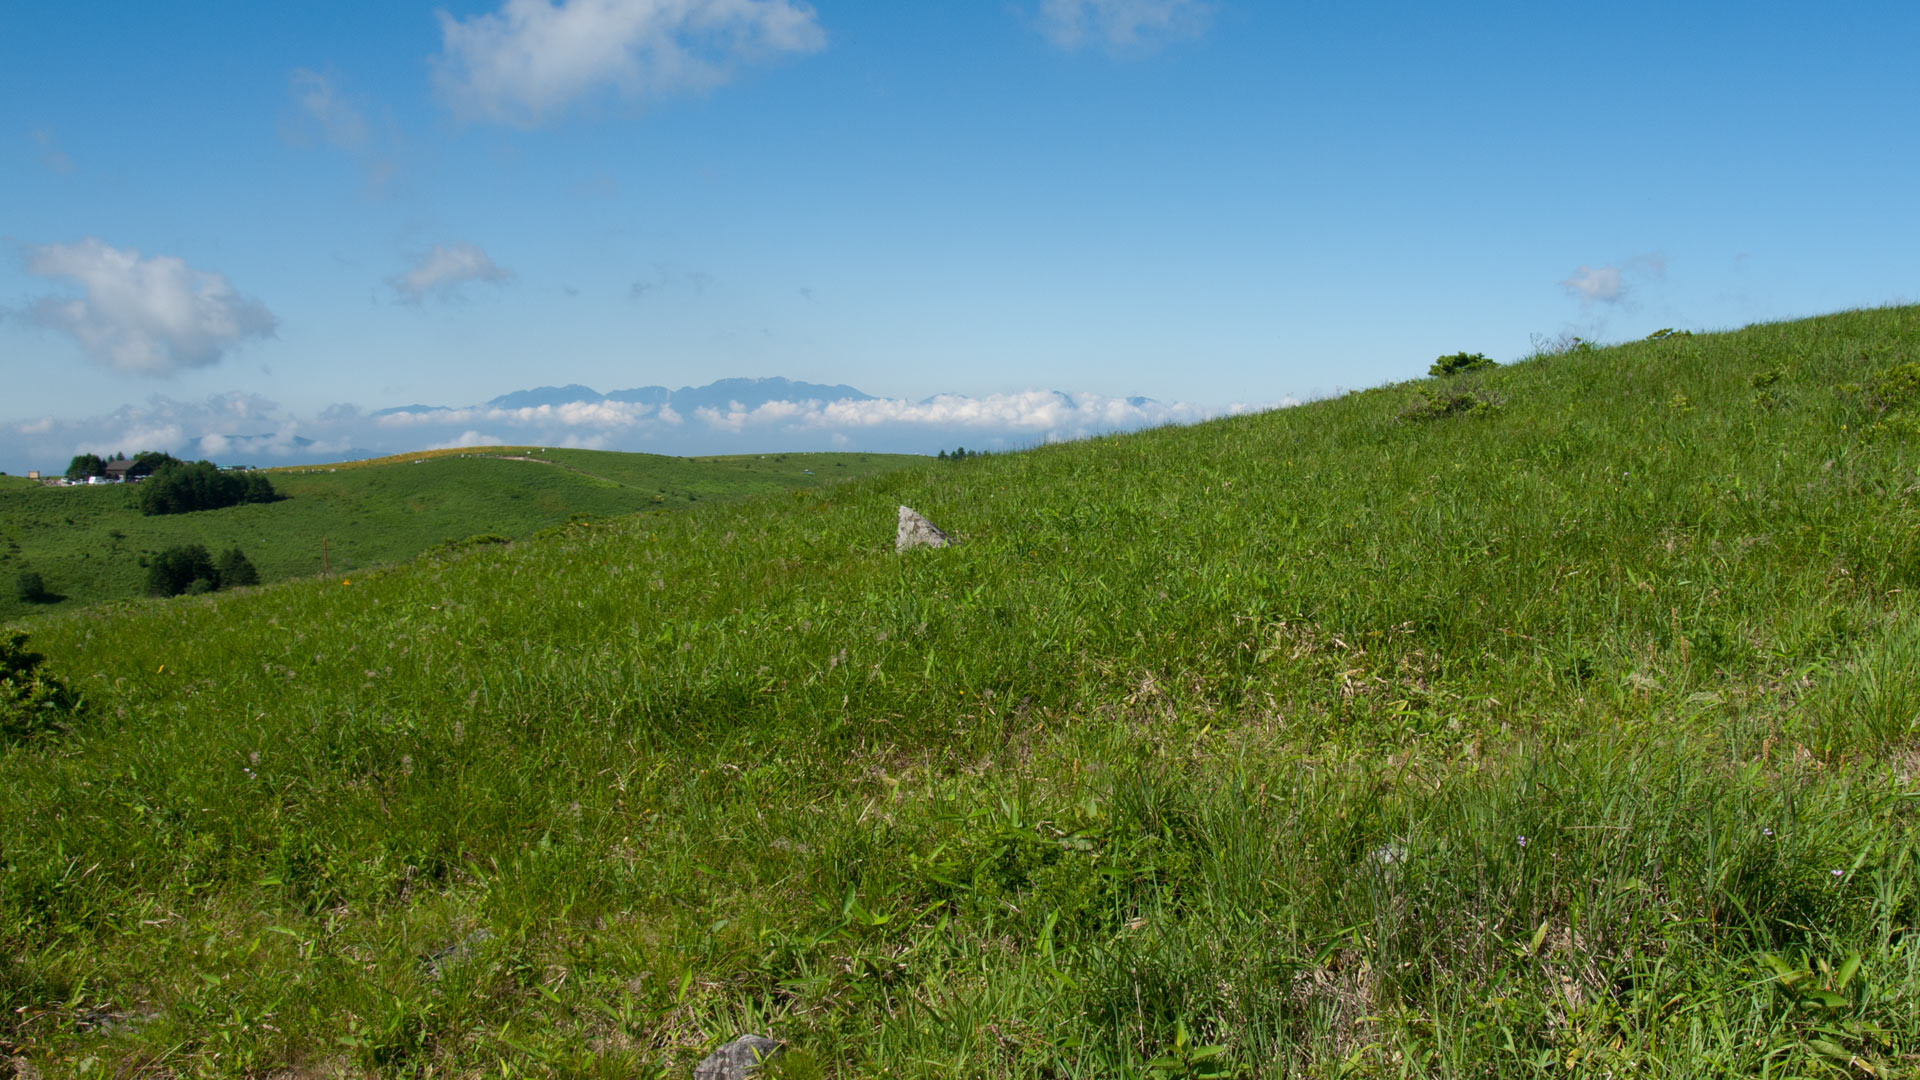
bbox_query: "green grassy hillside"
[0,449,919,619]
[5,308,1920,1077]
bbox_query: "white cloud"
[0,394,356,471]
[1560,253,1667,306]
[1035,0,1211,53]
[428,431,508,450]
[1561,264,1623,302]
[79,423,184,459]
[376,400,663,429]
[389,244,513,304]
[690,389,1261,438]
[23,239,277,374]
[432,0,826,127]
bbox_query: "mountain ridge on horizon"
[8,375,1201,476]
[479,376,877,413]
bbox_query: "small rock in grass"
[421,927,492,979]
[896,506,951,552]
[693,1034,783,1079]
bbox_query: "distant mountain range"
[31,375,1213,475]
[375,377,879,416]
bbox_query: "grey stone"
[896,505,952,552]
[693,1034,783,1080]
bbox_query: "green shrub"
[1400,386,1502,422]
[1429,351,1495,377]
[0,630,79,743]
[146,543,218,597]
[1866,362,1920,413]
[13,571,49,604]
[216,547,260,587]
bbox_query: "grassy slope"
[0,450,919,619]
[5,308,1920,1076]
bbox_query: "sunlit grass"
[4,307,1920,1076]
[0,450,921,619]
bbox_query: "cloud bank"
[1036,0,1211,53]
[21,239,277,375]
[433,0,826,126]
[389,244,513,304]
[1,384,1277,474]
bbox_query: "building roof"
[104,459,136,475]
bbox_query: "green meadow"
[5,307,1920,1077]
[0,449,920,620]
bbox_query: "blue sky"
[4,0,1917,470]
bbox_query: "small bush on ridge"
[1429,351,1496,377]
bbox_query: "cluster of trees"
[62,453,280,517]
[138,461,277,516]
[65,451,180,481]
[144,545,259,597]
[936,447,985,462]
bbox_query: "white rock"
[896,505,952,552]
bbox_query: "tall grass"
[3,307,1919,1076]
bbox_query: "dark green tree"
[216,547,259,587]
[242,473,277,504]
[13,572,49,604]
[65,453,107,481]
[145,544,218,597]
[129,451,182,477]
